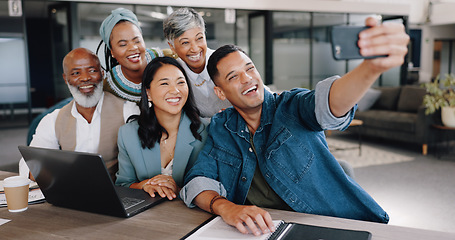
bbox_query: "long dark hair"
[132,57,202,149]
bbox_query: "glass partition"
[235,10,251,53]
[250,13,266,83]
[312,13,347,88]
[272,12,311,90]
[0,0,29,118]
[49,3,71,100]
[0,38,28,104]
[0,1,407,120]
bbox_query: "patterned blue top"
[104,48,162,102]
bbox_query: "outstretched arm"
[194,190,275,236]
[329,17,410,117]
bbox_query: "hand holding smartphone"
[331,26,387,60]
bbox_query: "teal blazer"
[115,113,208,187]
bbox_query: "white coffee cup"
[3,176,30,212]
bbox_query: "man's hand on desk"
[216,202,275,236]
[196,190,275,236]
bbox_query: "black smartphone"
[330,25,387,60]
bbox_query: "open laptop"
[18,145,165,218]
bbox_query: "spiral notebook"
[181,216,372,240]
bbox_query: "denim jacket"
[180,76,389,223]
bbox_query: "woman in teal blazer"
[116,57,208,200]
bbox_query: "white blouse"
[161,159,174,176]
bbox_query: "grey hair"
[163,8,206,47]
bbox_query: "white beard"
[66,81,104,108]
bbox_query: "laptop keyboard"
[121,197,145,210]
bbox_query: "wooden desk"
[1,171,454,240]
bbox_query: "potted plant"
[422,74,455,127]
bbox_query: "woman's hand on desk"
[143,175,179,200]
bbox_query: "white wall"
[273,39,311,90]
[354,0,427,24]
[430,2,455,25]
[65,0,410,16]
[420,24,455,83]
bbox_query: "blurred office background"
[1,0,455,123]
[0,0,418,121]
[2,1,455,233]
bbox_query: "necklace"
[161,143,174,158]
[161,134,177,158]
[194,79,206,87]
[161,134,176,144]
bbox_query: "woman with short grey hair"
[164,8,205,46]
[163,8,231,118]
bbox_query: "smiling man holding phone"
[180,17,410,236]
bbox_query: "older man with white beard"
[19,48,139,180]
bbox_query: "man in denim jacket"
[180,17,409,236]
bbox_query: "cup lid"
[3,176,30,188]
